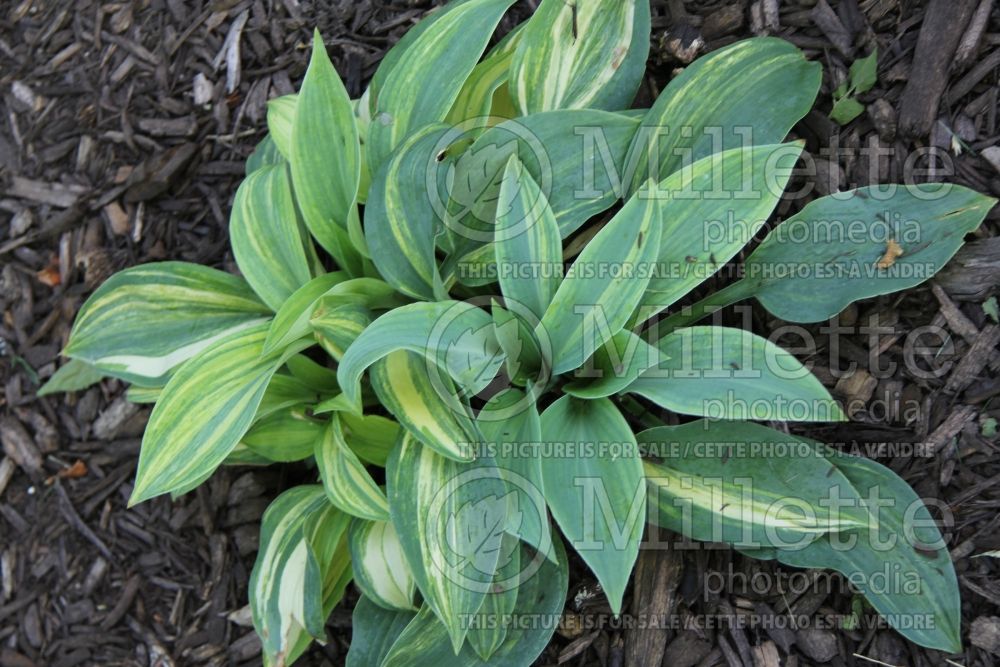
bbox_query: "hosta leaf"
[627,326,844,421]
[242,406,323,462]
[387,432,508,652]
[625,37,821,195]
[246,135,283,175]
[263,272,345,353]
[366,0,515,173]
[266,93,297,158]
[64,262,269,385]
[446,24,523,125]
[381,536,569,667]
[640,420,870,547]
[494,157,562,320]
[316,417,390,521]
[311,301,372,361]
[769,449,961,652]
[38,359,103,396]
[477,389,552,559]
[445,109,639,270]
[230,164,315,311]
[250,485,351,663]
[130,323,308,503]
[341,412,400,467]
[345,596,416,667]
[365,124,451,300]
[537,188,661,375]
[285,354,339,393]
[290,31,363,274]
[539,396,643,613]
[337,301,504,410]
[633,143,801,320]
[490,304,544,386]
[257,372,321,420]
[564,329,660,398]
[348,519,418,611]
[369,351,481,462]
[466,533,520,660]
[742,185,996,322]
[510,0,649,114]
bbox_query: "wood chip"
[5,176,85,207]
[945,324,1000,393]
[925,404,977,454]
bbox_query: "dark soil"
[1,1,999,666]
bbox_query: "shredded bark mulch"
[1,1,999,665]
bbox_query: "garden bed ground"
[2,0,1000,665]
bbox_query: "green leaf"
[311,301,372,361]
[829,95,865,125]
[510,0,649,114]
[387,432,508,652]
[316,417,390,521]
[445,109,640,271]
[64,262,270,385]
[365,124,451,300]
[465,533,520,660]
[446,24,524,125]
[366,0,516,174]
[539,396,643,613]
[290,31,363,274]
[564,329,659,399]
[348,519,418,611]
[230,164,315,311]
[246,135,283,175]
[537,188,661,375]
[490,304,544,386]
[242,406,323,462]
[624,37,820,196]
[743,185,996,322]
[266,93,297,158]
[340,412,400,466]
[338,301,504,411]
[38,359,104,396]
[627,326,844,421]
[641,420,871,547]
[633,143,802,320]
[250,485,351,663]
[263,272,345,353]
[849,48,878,93]
[494,157,563,320]
[130,323,307,503]
[370,351,482,462]
[345,595,416,667]
[257,372,321,420]
[381,536,569,666]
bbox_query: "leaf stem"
[657,279,757,334]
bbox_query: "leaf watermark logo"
[425,467,551,594]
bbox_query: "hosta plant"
[47,0,995,664]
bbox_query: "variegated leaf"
[266,93,297,158]
[465,533,520,660]
[536,187,661,374]
[247,135,283,175]
[624,37,821,195]
[340,412,400,467]
[230,163,315,311]
[311,300,372,361]
[65,262,269,385]
[348,519,418,611]
[387,431,508,652]
[250,485,351,664]
[345,596,416,667]
[263,272,345,353]
[130,323,308,503]
[290,31,364,275]
[446,24,523,125]
[510,0,649,114]
[337,301,504,411]
[242,406,323,462]
[369,351,481,462]
[493,157,562,320]
[316,417,390,521]
[366,0,516,173]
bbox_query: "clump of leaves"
[48,1,993,664]
[829,48,878,125]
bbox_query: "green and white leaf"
[446,24,524,125]
[316,417,390,521]
[345,595,416,667]
[130,323,307,503]
[311,301,373,361]
[626,326,844,421]
[539,396,643,613]
[348,519,418,611]
[64,262,269,385]
[510,0,649,114]
[263,272,345,353]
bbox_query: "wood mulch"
[1,1,999,665]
